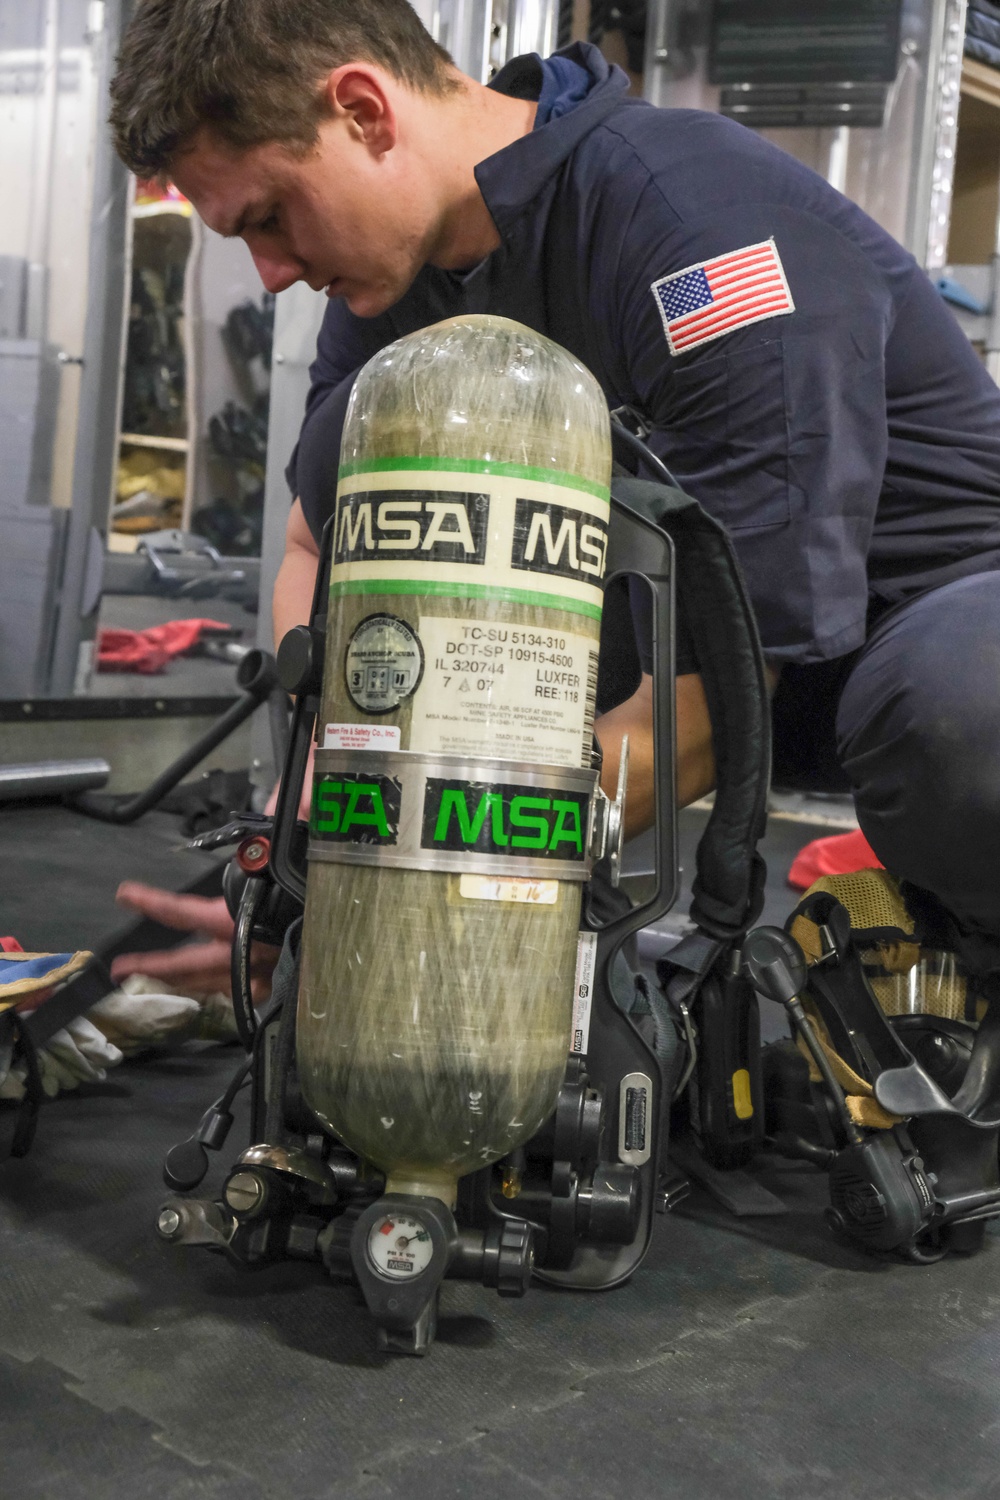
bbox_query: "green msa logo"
[421,779,589,862]
[311,773,401,846]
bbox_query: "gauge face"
[367,1212,435,1280]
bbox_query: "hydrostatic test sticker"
[344,613,424,716]
[458,875,559,905]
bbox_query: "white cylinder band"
[307,748,601,880]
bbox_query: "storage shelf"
[119,432,189,452]
[961,57,1000,110]
[133,200,192,220]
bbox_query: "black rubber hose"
[230,876,269,1049]
[610,420,682,490]
[269,515,336,905]
[263,940,301,1145]
[787,997,864,1147]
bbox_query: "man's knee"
[837,577,1000,816]
[833,574,1000,941]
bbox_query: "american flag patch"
[651,238,794,356]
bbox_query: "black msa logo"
[511,500,607,584]
[335,490,489,565]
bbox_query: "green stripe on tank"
[336,454,610,503]
[328,577,603,622]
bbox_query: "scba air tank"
[297,314,611,1205]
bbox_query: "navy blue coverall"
[289,43,1000,971]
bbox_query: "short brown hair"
[110,0,459,176]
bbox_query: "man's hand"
[110,881,280,1001]
[106,504,320,1005]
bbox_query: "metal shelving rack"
[640,1,973,277]
[638,0,1000,387]
[111,188,201,540]
[943,47,1000,381]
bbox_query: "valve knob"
[236,835,270,874]
[482,1219,534,1298]
[276,625,325,696]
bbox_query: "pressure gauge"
[366,1212,435,1280]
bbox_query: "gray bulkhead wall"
[0,0,131,699]
[46,0,133,697]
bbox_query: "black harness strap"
[19,958,116,1051]
[610,459,773,1169]
[610,474,771,946]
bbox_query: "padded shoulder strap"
[611,473,770,941]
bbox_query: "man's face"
[171,120,433,318]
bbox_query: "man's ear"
[322,66,397,156]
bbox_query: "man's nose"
[249,248,303,296]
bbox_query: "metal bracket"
[588,734,629,885]
[137,528,246,598]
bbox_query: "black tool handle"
[69,651,281,825]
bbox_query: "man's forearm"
[596,673,716,840]
[272,499,322,649]
[596,665,781,839]
[273,546,321,647]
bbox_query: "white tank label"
[409,616,599,769]
[331,466,609,623]
[323,723,401,751]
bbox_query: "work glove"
[0,1016,124,1101]
[87,973,239,1054]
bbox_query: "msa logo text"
[511,499,607,584]
[421,779,589,861]
[310,773,401,846]
[335,490,489,564]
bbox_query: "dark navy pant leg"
[834,571,1000,966]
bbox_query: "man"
[109,0,1000,983]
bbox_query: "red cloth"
[97,618,230,674]
[1,938,24,953]
[787,828,883,890]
